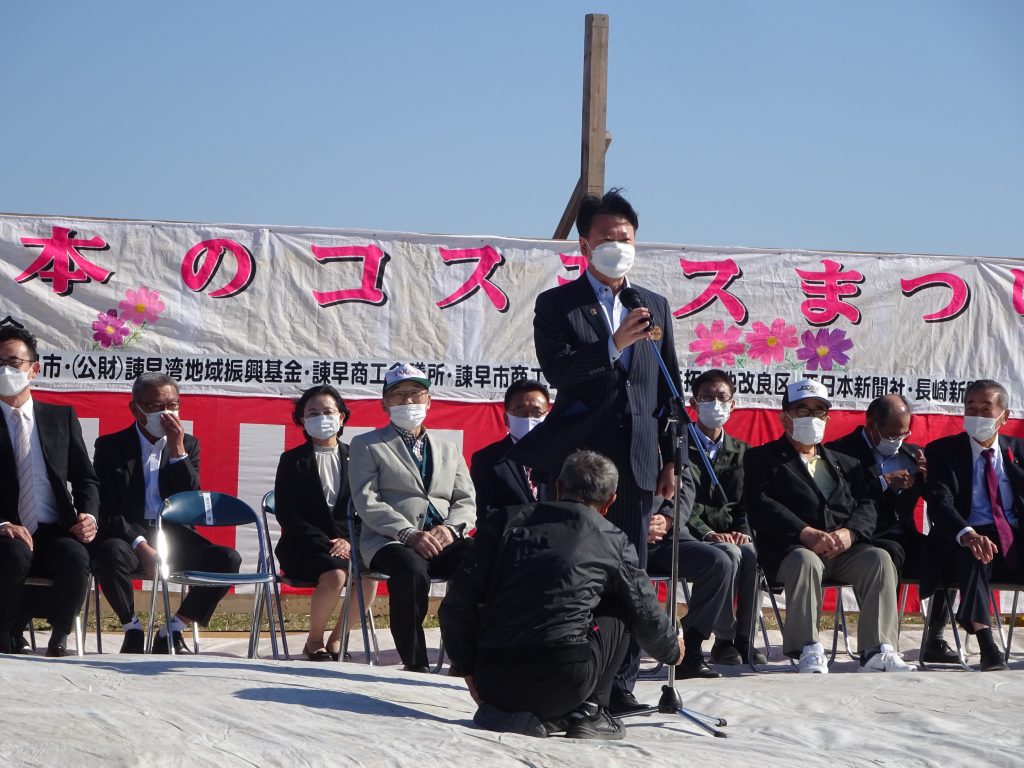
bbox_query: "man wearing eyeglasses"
[648,368,765,677]
[92,372,241,654]
[826,394,957,664]
[349,363,475,672]
[0,325,99,657]
[744,379,913,674]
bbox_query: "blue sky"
[1,1,1021,257]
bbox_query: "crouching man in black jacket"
[439,450,684,740]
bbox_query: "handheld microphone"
[619,287,652,331]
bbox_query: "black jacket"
[925,432,1024,540]
[469,435,534,522]
[93,424,200,543]
[826,427,924,536]
[0,400,99,526]
[743,435,878,580]
[274,440,352,556]
[439,501,680,674]
[511,276,679,490]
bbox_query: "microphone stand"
[617,332,729,737]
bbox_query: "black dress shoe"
[120,629,146,654]
[153,631,192,655]
[709,639,743,665]
[565,702,625,740]
[45,639,68,658]
[677,651,722,679]
[11,634,33,655]
[920,638,960,664]
[607,690,649,717]
[980,648,1009,672]
[402,664,431,673]
[473,703,547,738]
[735,638,768,666]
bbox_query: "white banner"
[2,212,1022,412]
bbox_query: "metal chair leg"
[1007,591,1020,658]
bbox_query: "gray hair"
[965,379,1009,411]
[131,373,179,401]
[557,450,619,507]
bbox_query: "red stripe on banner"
[31,391,1024,613]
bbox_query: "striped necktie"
[11,408,38,534]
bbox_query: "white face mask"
[143,410,175,438]
[305,414,341,440]
[507,413,545,441]
[875,436,903,458]
[789,416,827,446]
[0,366,31,397]
[588,241,635,279]
[697,400,731,430]
[389,403,428,431]
[964,414,1003,444]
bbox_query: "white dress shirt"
[1,396,63,528]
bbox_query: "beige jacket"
[349,423,476,564]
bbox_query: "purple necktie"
[983,448,1017,568]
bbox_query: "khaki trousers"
[777,544,898,657]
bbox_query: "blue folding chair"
[145,491,280,659]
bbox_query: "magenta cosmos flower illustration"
[689,320,745,366]
[796,328,854,371]
[745,318,799,365]
[92,310,131,348]
[118,286,166,325]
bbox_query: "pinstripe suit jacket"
[512,274,680,491]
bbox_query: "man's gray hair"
[557,450,619,507]
[965,379,1009,411]
[131,373,179,401]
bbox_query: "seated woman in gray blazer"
[274,385,374,661]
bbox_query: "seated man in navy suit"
[92,373,241,654]
[926,378,1024,671]
[469,379,550,522]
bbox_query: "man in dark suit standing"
[514,189,681,713]
[925,378,1023,671]
[826,393,958,664]
[745,379,913,674]
[92,373,241,654]
[469,379,550,521]
[0,325,99,657]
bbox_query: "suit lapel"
[381,425,426,493]
[567,273,608,341]
[999,435,1024,513]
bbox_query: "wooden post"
[554,13,611,239]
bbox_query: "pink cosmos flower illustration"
[745,318,799,365]
[689,319,745,366]
[92,310,131,348]
[796,328,854,371]
[119,286,166,325]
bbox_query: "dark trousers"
[92,524,242,627]
[954,523,1023,632]
[874,528,949,632]
[370,537,473,667]
[474,603,630,721]
[0,525,90,641]
[647,530,736,640]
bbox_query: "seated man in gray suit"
[349,363,476,672]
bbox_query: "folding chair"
[989,582,1023,660]
[145,491,279,659]
[339,501,447,670]
[23,576,89,656]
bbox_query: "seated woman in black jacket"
[274,385,374,661]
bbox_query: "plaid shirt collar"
[392,422,428,462]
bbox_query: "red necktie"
[983,448,1017,568]
[523,465,538,501]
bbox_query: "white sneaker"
[797,642,828,674]
[859,644,916,673]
